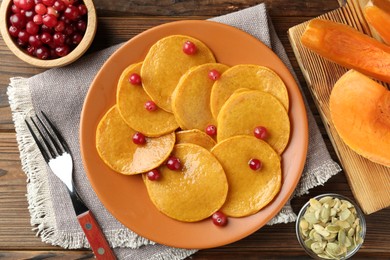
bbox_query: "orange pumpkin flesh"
[364,5,390,45]
[372,0,390,15]
[330,70,390,167]
[301,19,390,83]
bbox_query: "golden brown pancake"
[141,35,216,112]
[211,135,281,217]
[217,90,290,154]
[210,64,289,119]
[96,106,175,175]
[116,62,179,137]
[172,63,229,130]
[143,143,228,222]
[175,129,216,150]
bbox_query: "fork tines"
[25,111,70,162]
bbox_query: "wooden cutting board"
[288,0,390,214]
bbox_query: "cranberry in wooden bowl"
[0,0,96,68]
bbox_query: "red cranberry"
[71,33,83,45]
[8,26,20,37]
[40,24,52,33]
[42,0,55,6]
[17,38,27,47]
[18,30,30,43]
[52,0,66,11]
[64,5,80,20]
[76,19,86,32]
[208,69,221,81]
[40,32,52,43]
[253,126,268,140]
[146,169,161,181]
[144,101,157,111]
[132,132,146,145]
[78,4,87,15]
[25,10,36,21]
[54,44,69,56]
[62,0,75,5]
[63,23,75,35]
[10,13,26,29]
[129,73,142,85]
[205,125,217,136]
[35,46,50,59]
[26,20,39,35]
[212,212,228,226]
[34,3,47,14]
[33,14,43,24]
[47,6,59,17]
[11,4,22,14]
[17,0,34,10]
[42,14,58,27]
[26,45,35,55]
[182,41,197,55]
[28,34,42,47]
[248,158,262,171]
[54,20,65,32]
[53,32,66,45]
[166,156,181,171]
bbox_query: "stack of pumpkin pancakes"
[96,35,291,223]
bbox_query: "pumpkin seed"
[298,196,364,259]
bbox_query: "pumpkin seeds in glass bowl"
[296,193,366,259]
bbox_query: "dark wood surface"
[0,0,389,259]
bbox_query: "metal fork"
[25,111,116,260]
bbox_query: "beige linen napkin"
[7,3,341,259]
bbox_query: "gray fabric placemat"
[7,3,341,259]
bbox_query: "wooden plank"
[91,0,340,17]
[288,0,390,214]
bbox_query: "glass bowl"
[296,193,366,259]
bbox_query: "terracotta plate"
[80,20,308,249]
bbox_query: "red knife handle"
[77,210,117,260]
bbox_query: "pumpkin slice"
[117,62,179,137]
[217,90,290,154]
[96,106,176,175]
[364,5,390,45]
[141,35,216,112]
[301,19,390,83]
[210,64,289,119]
[143,144,228,222]
[211,135,281,217]
[330,70,390,167]
[175,129,216,150]
[172,63,229,131]
[372,0,390,14]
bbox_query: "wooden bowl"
[0,0,97,68]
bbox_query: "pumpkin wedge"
[330,70,390,167]
[372,0,390,14]
[301,19,390,83]
[364,5,390,45]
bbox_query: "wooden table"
[0,0,389,259]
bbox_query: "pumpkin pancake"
[211,135,281,217]
[172,63,229,130]
[143,144,228,222]
[176,129,216,150]
[210,64,289,119]
[117,62,179,137]
[96,106,175,175]
[217,90,290,154]
[141,35,216,112]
